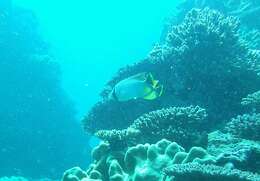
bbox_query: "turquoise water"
[0,0,178,179]
[13,0,178,117]
[2,0,260,180]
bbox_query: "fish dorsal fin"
[127,72,148,82]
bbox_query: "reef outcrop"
[65,6,260,181]
[83,8,260,134]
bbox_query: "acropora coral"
[96,106,208,149]
[207,131,260,172]
[163,163,260,181]
[224,113,260,140]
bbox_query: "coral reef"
[75,6,260,181]
[176,0,260,29]
[223,113,260,140]
[62,139,216,181]
[96,106,208,149]
[83,8,260,134]
[242,90,260,110]
[207,131,260,172]
[163,163,260,181]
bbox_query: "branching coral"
[163,163,260,181]
[176,0,260,30]
[223,113,260,140]
[96,106,208,149]
[241,90,260,110]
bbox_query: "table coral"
[163,163,260,181]
[224,113,260,140]
[207,131,260,172]
[242,90,260,110]
[96,106,208,149]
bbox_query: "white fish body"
[110,72,163,102]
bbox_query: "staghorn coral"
[242,90,260,110]
[223,113,260,140]
[207,131,260,172]
[163,163,260,181]
[62,139,216,181]
[83,8,260,134]
[240,29,260,49]
[96,106,208,149]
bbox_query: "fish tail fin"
[143,78,164,100]
[155,84,163,97]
